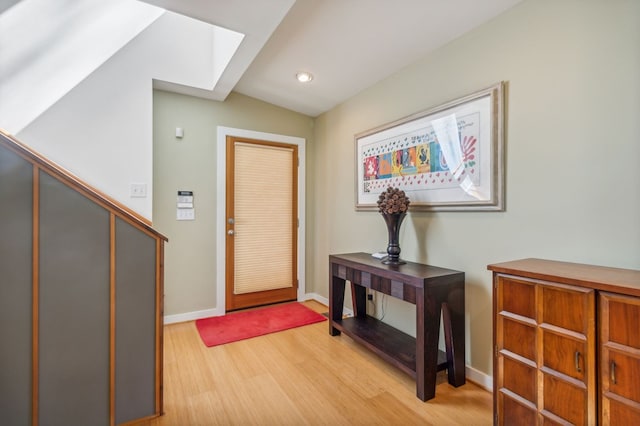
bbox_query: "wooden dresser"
[488,258,640,425]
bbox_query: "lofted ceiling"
[2,0,524,119]
[143,0,524,117]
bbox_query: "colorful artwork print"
[360,112,480,194]
[416,144,430,173]
[356,82,503,211]
[378,153,393,179]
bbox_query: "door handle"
[227,230,235,236]
[574,351,582,372]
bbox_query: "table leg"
[329,274,345,336]
[415,290,442,401]
[351,283,367,318]
[443,284,466,387]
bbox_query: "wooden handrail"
[1,128,166,424]
[0,129,167,242]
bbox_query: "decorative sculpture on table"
[377,187,410,265]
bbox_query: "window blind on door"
[233,142,294,295]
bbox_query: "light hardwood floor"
[146,300,492,425]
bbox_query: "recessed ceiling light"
[296,71,313,83]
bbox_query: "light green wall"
[153,91,314,316]
[154,0,639,379]
[311,0,640,377]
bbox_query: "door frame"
[215,126,305,315]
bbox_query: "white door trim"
[215,126,305,316]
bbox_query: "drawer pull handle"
[611,361,616,384]
[574,351,582,372]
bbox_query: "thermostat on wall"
[176,190,195,220]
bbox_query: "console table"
[328,252,466,401]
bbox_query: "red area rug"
[195,302,327,347]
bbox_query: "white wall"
[311,0,640,382]
[16,12,237,220]
[0,0,164,134]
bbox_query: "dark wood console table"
[328,252,465,401]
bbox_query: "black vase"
[381,212,406,265]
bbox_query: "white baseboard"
[164,307,221,325]
[303,292,328,306]
[304,292,353,317]
[164,293,330,324]
[465,365,492,392]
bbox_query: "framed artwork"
[355,82,505,211]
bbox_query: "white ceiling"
[2,0,524,118]
[144,0,523,117]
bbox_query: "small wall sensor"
[175,127,184,139]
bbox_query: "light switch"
[130,183,147,198]
[177,208,195,220]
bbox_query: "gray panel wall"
[0,145,33,425]
[39,172,109,426]
[115,217,157,424]
[1,137,161,425]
